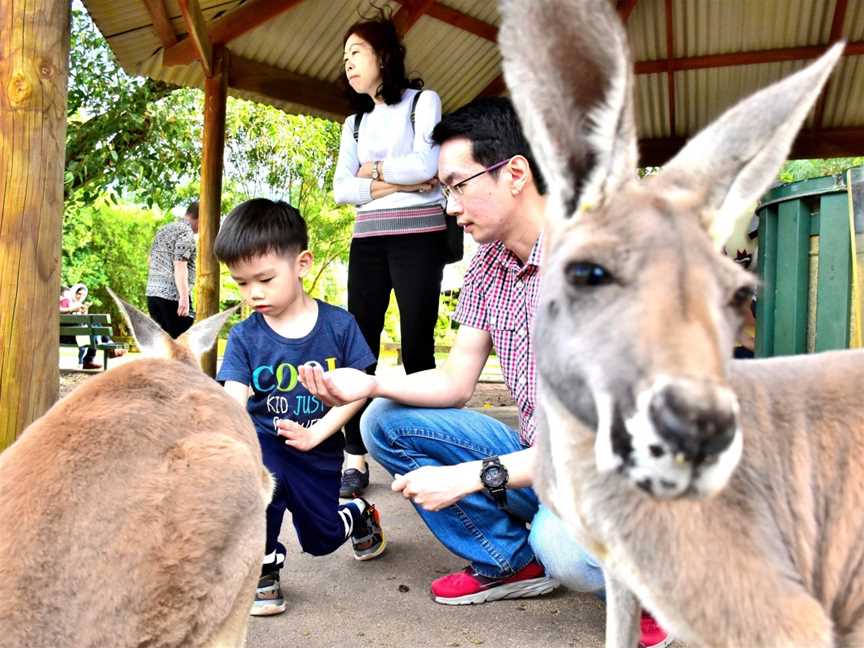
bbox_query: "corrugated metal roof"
[81,0,864,156]
[625,0,864,150]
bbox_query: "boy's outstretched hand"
[298,364,376,407]
[276,418,328,452]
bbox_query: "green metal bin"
[755,168,864,357]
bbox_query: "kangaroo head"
[499,0,842,500]
[107,288,238,370]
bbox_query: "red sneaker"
[81,361,102,370]
[639,610,672,648]
[430,560,558,605]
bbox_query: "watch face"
[483,465,507,488]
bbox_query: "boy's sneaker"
[639,610,672,648]
[351,500,386,561]
[250,572,287,616]
[431,560,559,605]
[340,465,370,498]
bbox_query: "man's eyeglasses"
[440,158,511,202]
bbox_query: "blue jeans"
[529,505,605,593]
[361,398,605,588]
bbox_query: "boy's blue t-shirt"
[217,300,375,453]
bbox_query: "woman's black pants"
[343,231,446,456]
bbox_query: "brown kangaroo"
[0,291,272,647]
[499,0,864,646]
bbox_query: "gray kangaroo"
[499,0,864,646]
[0,292,272,647]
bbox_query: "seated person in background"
[59,283,100,370]
[214,198,387,618]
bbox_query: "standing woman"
[333,12,446,497]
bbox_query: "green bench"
[60,313,127,371]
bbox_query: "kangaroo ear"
[107,287,172,358]
[178,306,240,361]
[660,43,844,249]
[499,0,637,220]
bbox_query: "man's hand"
[298,365,376,407]
[276,419,327,452]
[177,298,190,317]
[391,464,480,512]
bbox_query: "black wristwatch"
[480,456,509,509]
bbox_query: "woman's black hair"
[341,6,423,114]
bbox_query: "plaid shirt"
[453,234,543,446]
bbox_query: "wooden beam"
[664,0,676,137]
[393,0,436,36]
[813,0,848,129]
[164,0,303,67]
[638,128,864,167]
[0,0,70,447]
[178,0,213,76]
[426,3,498,42]
[478,75,506,97]
[141,0,177,48]
[634,41,864,75]
[228,54,351,117]
[617,0,639,23]
[196,48,228,377]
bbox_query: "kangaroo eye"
[565,262,613,287]
[730,286,755,308]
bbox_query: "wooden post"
[197,48,228,377]
[0,0,71,449]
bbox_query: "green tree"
[61,200,171,336]
[66,5,201,209]
[779,157,864,183]
[223,101,355,304]
[63,7,366,338]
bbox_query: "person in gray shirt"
[146,202,198,338]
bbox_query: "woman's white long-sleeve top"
[333,88,445,211]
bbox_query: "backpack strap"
[410,90,423,132]
[352,113,361,143]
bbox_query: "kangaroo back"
[0,294,272,648]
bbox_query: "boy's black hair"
[342,7,423,114]
[431,96,547,195]
[214,198,309,265]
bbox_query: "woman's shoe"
[340,464,370,498]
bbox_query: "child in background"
[214,198,386,617]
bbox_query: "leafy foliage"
[223,102,355,303]
[779,157,864,183]
[63,8,356,329]
[66,6,202,209]
[61,201,171,336]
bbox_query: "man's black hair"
[214,198,309,266]
[431,96,546,195]
[185,201,199,218]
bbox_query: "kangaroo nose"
[649,381,737,463]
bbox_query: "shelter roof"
[81,0,864,164]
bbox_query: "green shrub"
[62,200,171,337]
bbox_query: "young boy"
[214,198,386,617]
